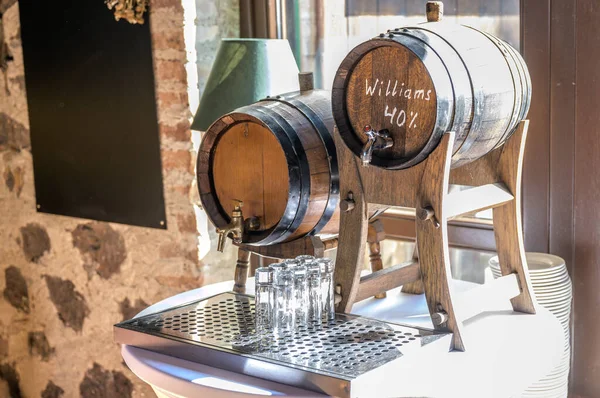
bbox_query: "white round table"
[121,279,565,397]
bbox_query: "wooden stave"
[390,29,474,157]
[268,91,340,237]
[245,105,313,244]
[333,24,531,170]
[418,23,521,167]
[471,29,531,150]
[197,90,339,246]
[255,91,339,241]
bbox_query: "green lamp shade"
[192,38,300,131]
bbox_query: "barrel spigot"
[216,200,245,252]
[361,125,393,166]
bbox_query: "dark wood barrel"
[197,89,340,246]
[332,22,532,169]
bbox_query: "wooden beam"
[355,261,420,303]
[445,183,514,219]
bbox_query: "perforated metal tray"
[114,292,444,397]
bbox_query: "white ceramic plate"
[489,267,569,283]
[542,301,572,311]
[529,274,571,288]
[489,252,566,274]
[489,267,568,282]
[538,297,572,308]
[535,287,573,299]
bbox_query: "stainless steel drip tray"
[114,292,446,397]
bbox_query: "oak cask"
[332,23,531,169]
[197,90,340,246]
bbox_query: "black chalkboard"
[18,0,167,229]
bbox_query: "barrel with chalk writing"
[332,17,531,169]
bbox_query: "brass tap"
[217,200,245,252]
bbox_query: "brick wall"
[0,0,218,396]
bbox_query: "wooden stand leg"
[233,247,251,293]
[367,220,386,299]
[492,122,536,313]
[401,242,425,294]
[333,163,369,313]
[416,132,466,351]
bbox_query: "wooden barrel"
[332,22,531,169]
[197,89,340,246]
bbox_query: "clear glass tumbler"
[306,260,322,325]
[291,264,308,325]
[284,258,302,268]
[271,263,295,334]
[317,258,335,321]
[296,255,315,265]
[254,266,274,336]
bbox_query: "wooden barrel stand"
[333,121,537,351]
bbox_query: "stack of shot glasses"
[255,255,335,337]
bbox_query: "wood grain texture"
[213,122,288,230]
[449,143,504,186]
[198,90,339,245]
[233,247,251,293]
[491,121,536,314]
[333,24,531,170]
[401,238,425,294]
[573,3,600,395]
[520,0,551,253]
[333,126,370,313]
[356,260,420,302]
[333,121,534,351]
[548,0,575,276]
[415,132,466,351]
[367,219,386,299]
[345,45,437,161]
[240,236,328,260]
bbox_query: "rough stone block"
[119,298,149,321]
[28,331,54,361]
[44,275,89,332]
[72,223,127,280]
[0,113,29,151]
[20,223,50,263]
[3,266,29,313]
[41,381,64,398]
[79,363,133,398]
[0,363,21,398]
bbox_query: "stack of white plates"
[489,253,571,398]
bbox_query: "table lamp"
[191,38,300,131]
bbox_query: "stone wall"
[0,0,206,396]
